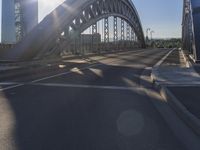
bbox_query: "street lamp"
[146,28,151,41]
[150,31,155,40]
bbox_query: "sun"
[40,0,65,7]
[39,0,66,21]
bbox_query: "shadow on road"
[0,60,186,150]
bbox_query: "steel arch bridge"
[182,0,200,62]
[1,0,145,61]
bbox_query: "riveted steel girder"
[126,23,130,41]
[104,17,109,43]
[121,19,125,41]
[1,0,145,61]
[113,17,118,42]
[182,0,200,62]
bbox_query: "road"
[0,49,186,150]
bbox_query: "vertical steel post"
[92,23,97,52]
[126,23,130,49]
[131,28,135,48]
[114,17,118,42]
[104,17,109,43]
[126,23,130,41]
[121,19,125,50]
[121,19,125,41]
[114,17,118,50]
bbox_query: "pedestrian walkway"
[151,49,200,135]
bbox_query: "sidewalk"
[151,49,200,136]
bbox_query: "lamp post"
[146,28,151,42]
[150,31,155,40]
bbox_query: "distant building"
[1,0,16,44]
[1,0,38,44]
[81,34,101,44]
[19,0,38,36]
[0,44,14,50]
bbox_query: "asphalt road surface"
[0,49,187,150]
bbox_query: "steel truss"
[113,17,118,42]
[131,29,135,41]
[104,17,109,43]
[121,19,125,41]
[126,23,130,41]
[2,0,146,61]
[182,0,200,62]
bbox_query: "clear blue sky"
[0,0,183,42]
[133,0,183,38]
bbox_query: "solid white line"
[153,48,175,68]
[0,84,24,91]
[31,63,102,83]
[0,49,158,91]
[31,49,160,83]
[0,82,20,85]
[31,83,138,91]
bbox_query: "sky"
[133,0,183,38]
[0,0,183,42]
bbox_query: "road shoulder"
[151,48,200,138]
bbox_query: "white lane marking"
[153,48,175,68]
[31,83,138,91]
[0,84,24,91]
[31,63,102,83]
[0,63,101,91]
[31,49,161,83]
[140,49,174,87]
[0,82,20,85]
[0,49,160,91]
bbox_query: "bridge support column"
[190,0,200,62]
[121,19,125,50]
[126,23,130,49]
[104,17,109,50]
[92,23,97,53]
[131,29,135,48]
[114,17,118,51]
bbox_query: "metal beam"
[114,16,118,42]
[0,0,146,60]
[121,19,125,41]
[104,17,109,43]
[126,23,130,41]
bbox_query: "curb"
[151,69,200,136]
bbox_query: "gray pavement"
[194,64,200,75]
[169,86,200,119]
[152,49,200,138]
[0,49,192,150]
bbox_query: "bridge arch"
[1,0,145,61]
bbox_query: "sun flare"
[40,0,65,7]
[39,0,66,21]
